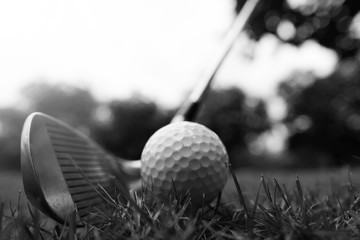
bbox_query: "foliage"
[279,61,360,166]
[0,82,99,170]
[0,109,27,170]
[91,88,270,164]
[3,168,360,239]
[21,82,98,129]
[0,81,271,170]
[196,88,271,165]
[233,0,360,166]
[236,0,360,58]
[91,96,173,160]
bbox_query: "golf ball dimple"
[141,121,229,206]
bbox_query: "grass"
[1,166,360,239]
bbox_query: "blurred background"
[1,0,360,201]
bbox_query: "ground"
[1,167,359,239]
[1,166,357,209]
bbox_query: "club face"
[21,112,118,224]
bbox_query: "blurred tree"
[196,87,271,165]
[91,96,173,160]
[0,82,99,170]
[234,0,360,166]
[0,108,27,170]
[91,89,270,165]
[21,82,98,130]
[236,0,360,58]
[279,60,360,165]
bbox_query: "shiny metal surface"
[21,112,132,224]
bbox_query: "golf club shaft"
[121,0,261,175]
[171,0,261,123]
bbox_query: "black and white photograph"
[0,0,360,239]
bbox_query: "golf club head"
[21,112,135,225]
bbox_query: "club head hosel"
[107,156,141,185]
[120,159,141,179]
[172,101,201,123]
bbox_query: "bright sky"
[0,0,338,114]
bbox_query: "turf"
[1,167,360,239]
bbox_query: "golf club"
[21,0,261,225]
[21,112,149,225]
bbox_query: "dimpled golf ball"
[141,121,229,206]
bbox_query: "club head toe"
[21,112,78,224]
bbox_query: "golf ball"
[141,121,229,206]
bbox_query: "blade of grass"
[213,191,222,218]
[261,175,273,203]
[351,197,360,211]
[31,203,41,240]
[295,175,304,201]
[296,175,308,219]
[273,178,294,217]
[229,165,248,216]
[200,194,206,217]
[180,190,191,210]
[112,178,154,226]
[25,203,52,238]
[337,197,347,221]
[251,178,262,218]
[171,178,180,204]
[197,217,219,240]
[79,225,95,240]
[0,201,4,233]
[17,190,21,217]
[255,204,279,228]
[246,178,262,238]
[22,224,35,240]
[273,180,277,207]
[68,154,117,208]
[346,166,357,199]
[69,154,154,226]
[9,202,16,217]
[0,217,20,240]
[67,209,77,240]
